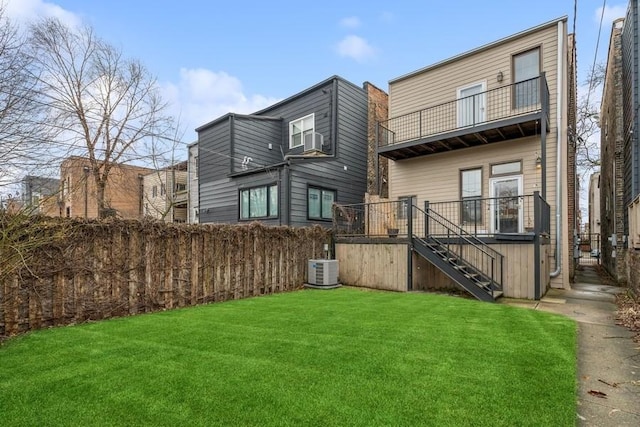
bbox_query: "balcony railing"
[333,192,550,239]
[378,74,549,148]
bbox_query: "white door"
[457,82,486,127]
[489,176,523,234]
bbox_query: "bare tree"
[574,63,605,181]
[27,18,174,217]
[0,4,52,192]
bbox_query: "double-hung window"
[289,114,314,149]
[308,187,335,220]
[513,48,540,108]
[461,168,482,224]
[240,184,278,220]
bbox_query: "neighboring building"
[196,76,379,226]
[21,175,59,216]
[142,161,188,223]
[335,17,576,301]
[600,18,627,282]
[58,156,152,219]
[588,173,601,237]
[188,142,199,224]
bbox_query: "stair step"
[464,273,479,279]
[453,265,466,271]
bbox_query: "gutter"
[551,20,564,278]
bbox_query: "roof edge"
[389,16,568,85]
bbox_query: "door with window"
[457,82,486,127]
[489,176,523,233]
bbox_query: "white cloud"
[595,4,626,26]
[339,16,361,29]
[161,68,279,141]
[4,0,81,27]
[336,35,376,62]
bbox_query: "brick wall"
[365,82,389,197]
[600,20,627,283]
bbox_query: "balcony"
[378,74,550,160]
[333,193,550,241]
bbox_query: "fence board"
[0,219,329,338]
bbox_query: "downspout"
[551,20,564,278]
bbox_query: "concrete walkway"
[503,265,640,426]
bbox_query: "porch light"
[496,71,504,83]
[535,154,542,169]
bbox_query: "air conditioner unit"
[307,259,339,287]
[303,132,324,153]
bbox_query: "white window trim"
[456,81,487,127]
[489,175,523,234]
[289,113,315,149]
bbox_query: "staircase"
[411,206,504,302]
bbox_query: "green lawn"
[0,288,576,426]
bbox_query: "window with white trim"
[240,184,278,220]
[289,114,314,148]
[308,187,335,220]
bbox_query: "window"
[289,114,314,148]
[193,156,198,177]
[152,185,158,198]
[175,183,186,192]
[491,161,521,176]
[461,169,482,224]
[398,196,416,220]
[240,184,278,219]
[160,183,166,196]
[513,48,540,108]
[308,187,336,220]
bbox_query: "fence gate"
[577,233,600,265]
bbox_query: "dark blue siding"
[197,76,368,227]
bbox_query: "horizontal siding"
[389,23,561,138]
[262,81,334,156]
[232,117,283,173]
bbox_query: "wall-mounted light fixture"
[496,71,504,83]
[535,153,542,169]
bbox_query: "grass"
[0,288,576,426]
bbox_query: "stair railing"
[412,204,504,295]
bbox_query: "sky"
[5,0,627,141]
[3,0,630,218]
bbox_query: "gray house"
[196,75,381,226]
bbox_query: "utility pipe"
[551,20,564,278]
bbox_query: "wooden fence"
[0,217,330,337]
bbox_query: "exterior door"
[490,176,523,233]
[457,82,486,127]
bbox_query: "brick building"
[600,18,626,282]
[58,156,153,219]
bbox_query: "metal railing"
[334,193,550,240]
[378,74,549,147]
[333,200,409,237]
[413,204,504,294]
[426,194,543,237]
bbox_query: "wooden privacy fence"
[0,217,330,337]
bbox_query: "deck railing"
[333,192,549,239]
[378,74,549,147]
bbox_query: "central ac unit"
[307,259,339,286]
[303,132,324,152]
